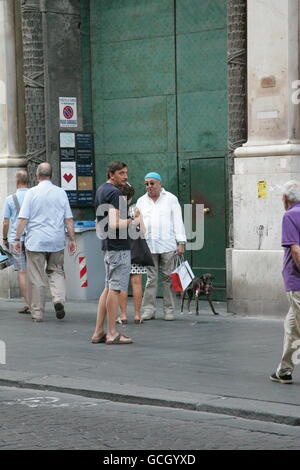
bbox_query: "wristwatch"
[15,238,20,241]
[177,241,186,245]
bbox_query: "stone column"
[0,0,26,298]
[228,0,299,316]
[0,0,27,181]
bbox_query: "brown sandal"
[91,333,107,344]
[105,334,133,345]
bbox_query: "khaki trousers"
[26,249,66,318]
[142,251,175,316]
[277,291,300,375]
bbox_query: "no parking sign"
[59,97,77,127]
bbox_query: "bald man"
[14,162,76,322]
[136,172,186,321]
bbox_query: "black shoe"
[54,302,65,320]
[18,306,31,314]
[269,372,293,384]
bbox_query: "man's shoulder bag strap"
[12,193,21,215]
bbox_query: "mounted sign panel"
[59,132,95,207]
[59,97,77,128]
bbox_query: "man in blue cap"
[136,172,186,321]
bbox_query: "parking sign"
[59,97,77,127]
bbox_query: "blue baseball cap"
[144,172,162,181]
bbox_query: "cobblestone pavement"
[1,386,300,451]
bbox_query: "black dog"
[180,274,219,316]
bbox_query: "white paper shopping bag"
[170,256,195,291]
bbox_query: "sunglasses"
[145,181,156,186]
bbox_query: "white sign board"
[59,97,77,128]
[61,161,77,190]
[60,132,75,148]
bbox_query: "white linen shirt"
[18,180,73,252]
[136,189,186,254]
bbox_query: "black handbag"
[130,235,154,267]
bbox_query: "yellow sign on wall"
[258,180,267,198]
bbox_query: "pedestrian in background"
[2,169,30,314]
[136,172,186,321]
[14,162,76,322]
[270,180,300,384]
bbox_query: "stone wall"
[229,0,299,316]
[21,0,46,185]
[227,0,247,247]
[0,0,84,299]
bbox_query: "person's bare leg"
[131,274,142,321]
[119,290,128,322]
[106,289,121,338]
[106,289,132,343]
[91,288,108,341]
[18,270,30,307]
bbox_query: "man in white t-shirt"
[14,162,76,322]
[136,172,186,321]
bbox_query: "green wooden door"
[189,158,226,300]
[176,0,228,300]
[89,0,178,197]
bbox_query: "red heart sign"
[63,173,73,183]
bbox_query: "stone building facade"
[229,0,299,316]
[0,0,297,317]
[0,0,83,297]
